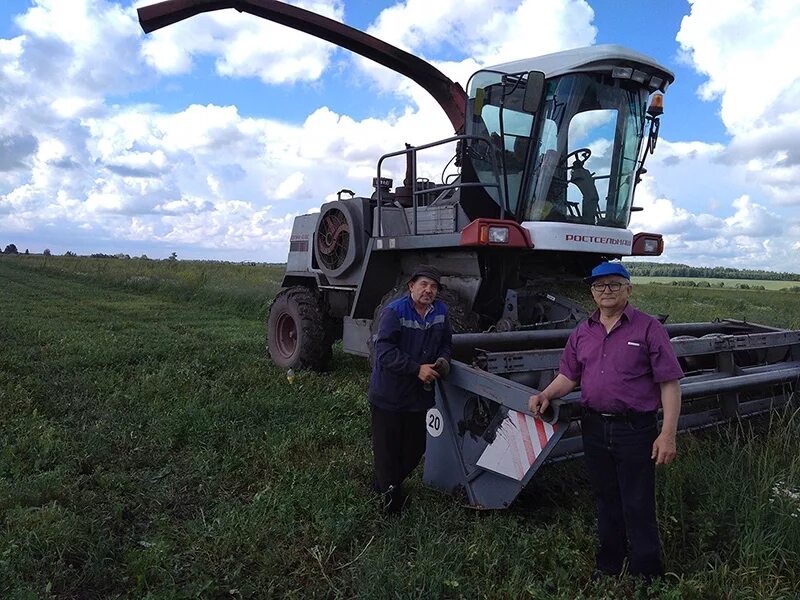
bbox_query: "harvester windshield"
[466,71,649,229]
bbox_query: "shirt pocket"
[617,341,650,378]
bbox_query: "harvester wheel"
[267,286,331,371]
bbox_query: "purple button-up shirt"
[559,303,684,413]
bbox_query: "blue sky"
[1,0,798,269]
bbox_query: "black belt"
[583,407,656,420]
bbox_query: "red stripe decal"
[535,418,549,450]
[517,412,536,466]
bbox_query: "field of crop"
[631,276,800,291]
[2,255,799,599]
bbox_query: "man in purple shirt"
[529,261,683,580]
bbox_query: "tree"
[3,244,18,254]
[43,249,51,256]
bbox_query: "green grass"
[632,276,800,291]
[3,253,285,316]
[629,283,800,329]
[1,255,799,599]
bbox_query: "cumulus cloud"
[0,0,325,256]
[0,132,39,171]
[677,0,800,203]
[366,0,595,74]
[1,0,799,268]
[630,177,797,271]
[139,0,345,84]
[354,0,596,117]
[14,0,144,100]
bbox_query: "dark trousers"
[370,404,426,514]
[581,410,663,577]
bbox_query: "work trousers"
[581,410,663,577]
[370,404,427,514]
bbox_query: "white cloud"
[677,0,800,133]
[355,0,596,113]
[140,1,345,84]
[630,179,797,271]
[0,0,598,260]
[723,195,782,237]
[367,0,595,69]
[274,172,305,200]
[1,0,799,269]
[14,0,144,99]
[677,0,800,204]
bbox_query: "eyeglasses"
[591,282,626,292]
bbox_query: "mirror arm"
[635,115,660,186]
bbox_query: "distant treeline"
[626,262,800,282]
[653,280,800,292]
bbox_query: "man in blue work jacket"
[369,265,453,515]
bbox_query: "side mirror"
[523,70,545,113]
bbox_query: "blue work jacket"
[368,294,453,412]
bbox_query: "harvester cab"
[139,1,800,511]
[460,47,671,256]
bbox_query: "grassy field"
[628,282,800,329]
[1,256,799,599]
[631,276,800,291]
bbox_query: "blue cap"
[584,261,631,283]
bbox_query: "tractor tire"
[267,286,331,371]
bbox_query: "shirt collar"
[405,293,434,318]
[588,301,633,325]
[622,302,636,321]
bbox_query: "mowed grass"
[1,256,799,599]
[3,254,286,317]
[629,282,800,329]
[632,276,800,291]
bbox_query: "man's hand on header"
[528,393,550,417]
[418,364,440,384]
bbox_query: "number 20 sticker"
[426,408,444,437]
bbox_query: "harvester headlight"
[631,232,663,256]
[488,226,509,243]
[643,238,659,253]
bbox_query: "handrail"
[375,134,503,236]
